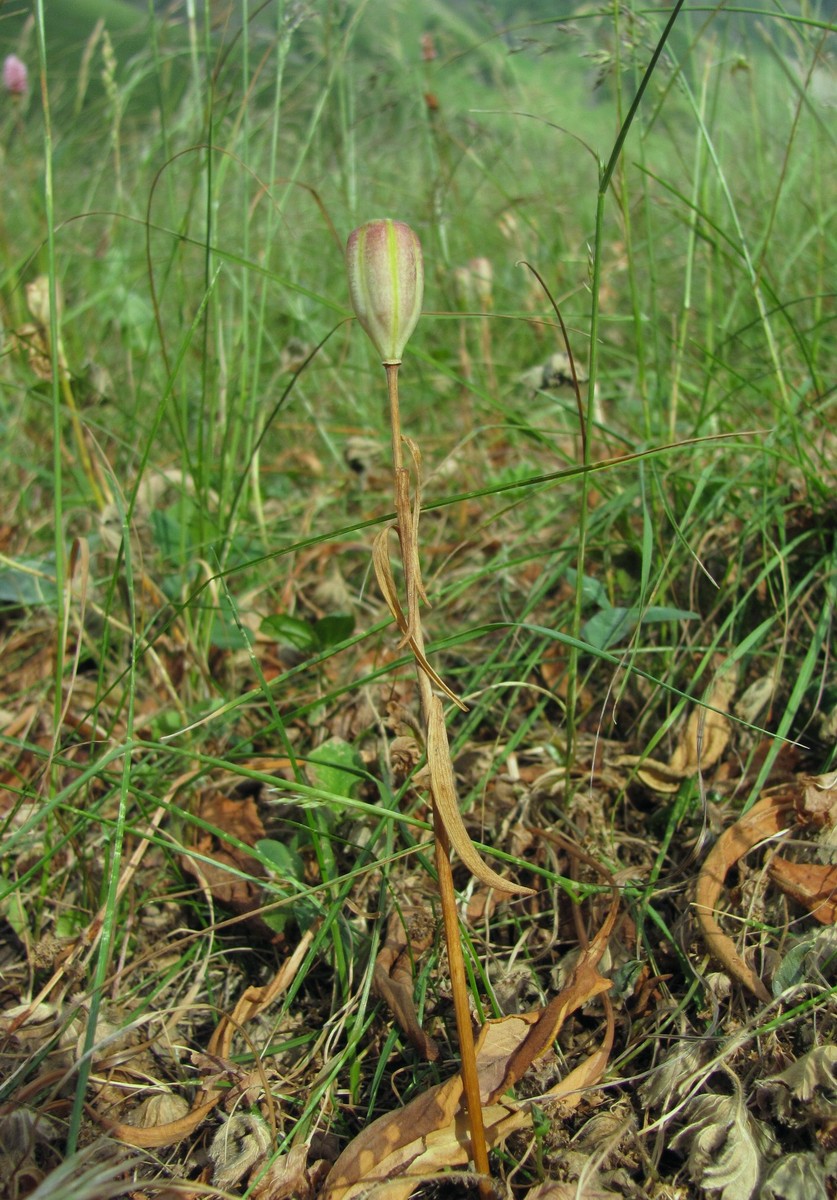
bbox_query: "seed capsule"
[346,219,424,365]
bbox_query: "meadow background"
[0,0,835,1196]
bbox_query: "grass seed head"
[346,219,424,365]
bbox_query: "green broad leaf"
[313,613,355,648]
[261,613,319,652]
[1,889,28,939]
[210,594,253,650]
[582,605,698,651]
[257,841,321,935]
[564,568,608,608]
[0,559,58,607]
[256,839,306,882]
[306,738,365,802]
[773,928,837,995]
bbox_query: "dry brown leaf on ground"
[759,1045,837,1126]
[523,1182,622,1200]
[373,908,439,1061]
[251,1141,333,1200]
[320,1011,614,1200]
[92,927,316,1149]
[617,672,736,794]
[668,671,736,776]
[495,885,618,1098]
[796,771,837,828]
[180,791,267,917]
[321,900,617,1200]
[767,858,837,924]
[694,788,797,1003]
[671,1087,778,1200]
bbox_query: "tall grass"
[0,0,834,1190]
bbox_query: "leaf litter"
[2,333,836,1198]
[5,618,837,1198]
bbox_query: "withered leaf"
[251,1143,316,1200]
[797,771,837,828]
[322,909,616,1200]
[373,908,439,1061]
[426,696,533,898]
[618,673,736,793]
[767,857,837,924]
[524,1182,622,1200]
[181,792,266,914]
[694,789,796,1003]
[669,672,736,777]
[761,1045,837,1124]
[372,526,464,710]
[671,1091,778,1200]
[90,928,316,1148]
[761,1152,833,1200]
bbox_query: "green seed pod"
[346,219,424,365]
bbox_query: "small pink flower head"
[346,219,424,366]
[4,55,28,97]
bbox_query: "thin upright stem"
[384,361,491,1185]
[385,363,404,473]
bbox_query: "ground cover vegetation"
[0,0,835,1196]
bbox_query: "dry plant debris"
[0,23,834,1194]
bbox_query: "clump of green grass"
[0,0,834,1195]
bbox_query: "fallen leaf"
[671,1089,778,1200]
[495,888,618,1098]
[669,672,736,776]
[640,1041,709,1111]
[523,1182,622,1200]
[373,907,440,1061]
[767,857,837,924]
[618,672,736,793]
[251,1143,318,1200]
[797,771,837,828]
[321,901,617,1200]
[209,1112,272,1189]
[181,792,266,916]
[760,1151,834,1200]
[91,927,316,1148]
[760,1045,837,1125]
[694,789,796,1003]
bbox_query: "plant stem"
[384,362,491,1185]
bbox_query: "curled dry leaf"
[90,927,316,1148]
[322,900,617,1200]
[797,771,837,828]
[373,908,440,1061]
[760,1151,835,1200]
[251,1143,321,1200]
[426,696,533,898]
[372,526,464,710]
[671,1090,778,1200]
[760,1045,837,1125]
[767,857,837,924]
[640,1040,710,1111]
[618,673,736,794]
[209,1112,272,1189]
[694,789,796,1003]
[321,1016,614,1200]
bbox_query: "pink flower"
[4,55,28,97]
